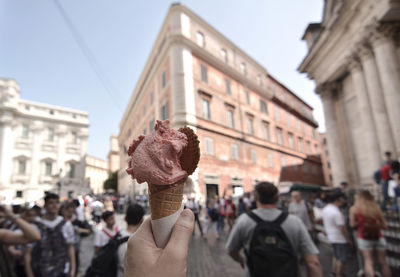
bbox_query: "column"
[348,57,380,173]
[317,83,348,186]
[370,23,400,157]
[0,113,14,188]
[358,45,396,157]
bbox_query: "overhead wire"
[53,0,124,114]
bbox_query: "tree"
[103,171,118,192]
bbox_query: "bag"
[31,220,69,277]
[245,212,298,277]
[362,218,381,240]
[373,170,381,184]
[84,232,129,277]
[208,208,219,222]
[73,219,92,237]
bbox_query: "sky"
[0,0,324,160]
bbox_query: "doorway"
[206,184,219,203]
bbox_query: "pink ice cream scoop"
[126,120,188,185]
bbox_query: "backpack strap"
[247,211,264,224]
[273,212,288,226]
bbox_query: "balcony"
[11,174,30,183]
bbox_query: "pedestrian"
[237,198,246,217]
[186,198,203,237]
[216,197,226,237]
[25,193,76,277]
[226,182,322,277]
[94,211,119,252]
[349,190,391,277]
[117,204,145,277]
[225,198,236,233]
[104,197,114,212]
[203,200,219,239]
[90,199,103,224]
[322,190,353,277]
[289,191,314,239]
[243,192,252,212]
[0,205,41,277]
[380,159,392,210]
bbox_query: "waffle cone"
[149,182,185,220]
[178,127,200,176]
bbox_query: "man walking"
[322,190,353,277]
[94,211,119,252]
[289,191,313,235]
[226,182,322,277]
[186,198,203,237]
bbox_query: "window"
[196,31,205,47]
[49,110,54,115]
[264,123,270,141]
[149,119,155,133]
[323,138,327,145]
[245,90,250,105]
[221,49,227,63]
[257,75,262,86]
[276,128,283,145]
[150,92,154,106]
[296,118,301,132]
[240,63,247,76]
[16,191,23,198]
[225,79,231,95]
[306,141,311,154]
[312,129,317,139]
[22,124,29,138]
[68,163,75,178]
[327,162,331,169]
[281,157,286,167]
[288,133,294,149]
[329,174,333,181]
[268,153,274,168]
[161,71,166,89]
[200,64,208,83]
[228,110,235,128]
[248,118,254,135]
[302,164,308,173]
[205,138,214,155]
[142,104,146,116]
[314,144,319,154]
[45,162,52,176]
[48,128,54,142]
[202,98,211,120]
[286,114,291,127]
[298,137,303,153]
[231,144,239,160]
[143,128,146,135]
[71,131,78,144]
[161,102,169,120]
[251,150,257,164]
[274,106,280,121]
[325,150,329,156]
[260,100,268,114]
[18,160,26,175]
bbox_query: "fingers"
[164,209,194,260]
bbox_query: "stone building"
[107,134,120,173]
[299,0,400,187]
[85,155,108,195]
[0,78,90,203]
[119,3,323,202]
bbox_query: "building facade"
[0,78,90,203]
[85,155,108,195]
[299,0,400,187]
[119,4,323,202]
[107,134,120,173]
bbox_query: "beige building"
[118,3,323,201]
[85,155,108,194]
[107,134,120,172]
[299,0,400,187]
[319,133,333,187]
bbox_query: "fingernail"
[181,209,194,222]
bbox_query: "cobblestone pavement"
[78,213,360,277]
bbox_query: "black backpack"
[84,232,129,277]
[245,212,298,277]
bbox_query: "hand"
[125,209,194,277]
[0,205,14,219]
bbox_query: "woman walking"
[349,190,391,277]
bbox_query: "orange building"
[118,4,324,202]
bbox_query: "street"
[77,213,359,277]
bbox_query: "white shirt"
[94,225,119,248]
[322,204,346,243]
[75,206,85,221]
[117,229,132,277]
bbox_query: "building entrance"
[206,184,219,203]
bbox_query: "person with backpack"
[226,182,322,277]
[203,200,219,239]
[349,190,391,277]
[25,193,76,277]
[94,211,119,253]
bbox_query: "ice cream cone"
[148,181,184,220]
[178,126,200,176]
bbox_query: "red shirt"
[380,164,391,181]
[356,209,383,239]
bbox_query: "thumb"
[164,209,194,259]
